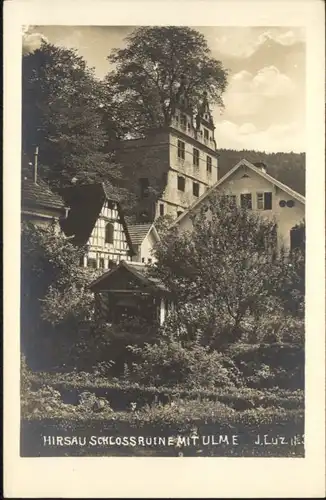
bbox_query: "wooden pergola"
[89,261,173,326]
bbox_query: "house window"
[204,128,209,140]
[240,193,252,209]
[221,194,236,206]
[177,140,185,160]
[159,203,164,216]
[99,258,105,269]
[177,210,183,217]
[290,224,305,251]
[139,177,149,198]
[193,148,199,167]
[257,192,273,210]
[105,222,114,244]
[206,155,212,173]
[142,257,145,263]
[87,258,97,269]
[108,259,116,269]
[178,176,185,191]
[257,193,264,210]
[193,182,199,197]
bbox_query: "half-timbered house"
[60,183,135,270]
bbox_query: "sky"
[22,25,306,153]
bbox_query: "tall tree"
[104,26,229,137]
[150,193,304,346]
[22,42,122,190]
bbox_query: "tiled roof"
[127,223,153,245]
[22,176,66,211]
[89,260,169,292]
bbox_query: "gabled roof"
[60,182,134,253]
[89,260,169,293]
[171,158,305,228]
[21,175,67,212]
[127,223,160,246]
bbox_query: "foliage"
[226,342,304,389]
[127,340,243,388]
[151,193,303,345]
[21,222,96,369]
[21,221,95,326]
[104,26,228,137]
[22,42,125,192]
[153,214,176,237]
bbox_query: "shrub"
[127,340,243,388]
[227,342,304,389]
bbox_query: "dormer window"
[180,114,187,130]
[204,128,209,140]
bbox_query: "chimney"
[253,161,267,173]
[33,146,39,184]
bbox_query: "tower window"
[139,177,149,198]
[177,140,185,160]
[193,148,199,167]
[105,222,114,244]
[159,203,164,216]
[240,193,252,210]
[178,176,185,192]
[193,182,199,197]
[206,155,212,173]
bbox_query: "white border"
[3,1,325,497]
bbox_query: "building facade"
[21,171,69,230]
[172,159,305,251]
[111,91,219,222]
[60,183,135,270]
[127,223,160,264]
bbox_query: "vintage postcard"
[3,0,325,497]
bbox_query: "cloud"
[22,25,48,55]
[213,27,305,59]
[221,66,296,120]
[251,66,295,97]
[215,120,304,153]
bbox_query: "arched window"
[105,222,114,244]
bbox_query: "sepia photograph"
[3,0,325,497]
[20,23,306,458]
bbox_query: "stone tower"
[111,82,219,222]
